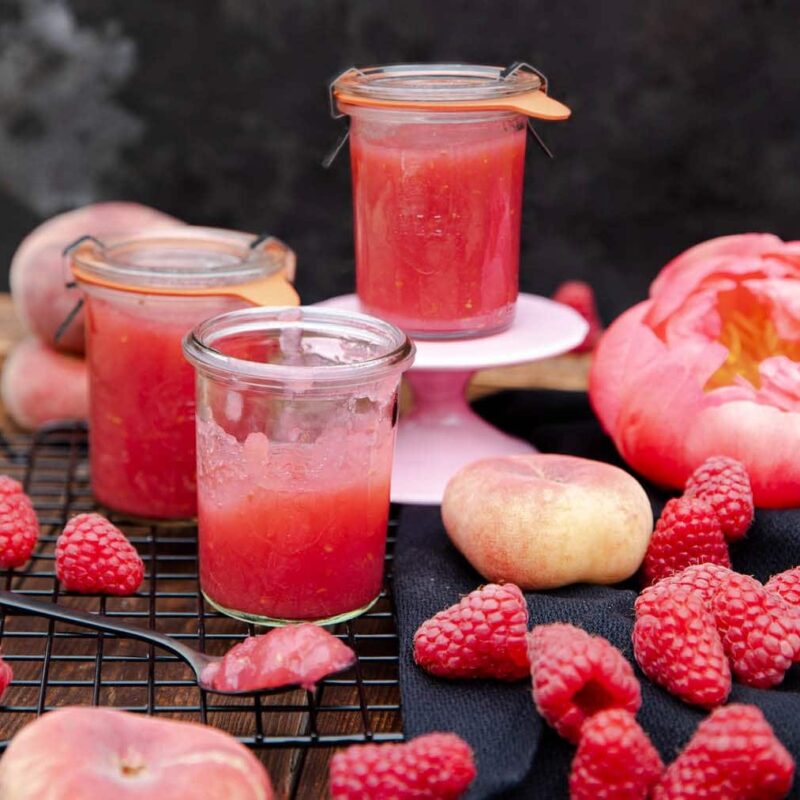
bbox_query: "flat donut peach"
[0,707,273,800]
[442,454,653,590]
[1,337,88,429]
[10,202,181,353]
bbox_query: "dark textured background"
[1,0,798,319]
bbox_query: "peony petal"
[589,302,655,438]
[661,288,722,345]
[686,401,800,507]
[649,233,784,300]
[745,278,800,341]
[753,357,800,413]
[645,254,797,334]
[612,338,730,489]
[589,235,800,508]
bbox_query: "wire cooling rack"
[0,423,402,797]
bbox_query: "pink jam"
[350,114,527,337]
[201,624,356,693]
[86,294,210,519]
[197,415,394,623]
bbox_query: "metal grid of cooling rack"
[0,423,403,798]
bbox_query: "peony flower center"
[705,284,800,390]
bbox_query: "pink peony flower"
[590,233,800,507]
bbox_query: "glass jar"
[332,64,555,339]
[183,306,414,625]
[69,227,297,519]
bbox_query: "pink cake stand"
[318,293,588,504]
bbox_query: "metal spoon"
[0,590,347,697]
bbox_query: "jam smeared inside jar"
[184,306,414,625]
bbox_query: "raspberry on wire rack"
[55,513,144,596]
[0,475,39,569]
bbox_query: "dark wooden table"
[0,295,590,798]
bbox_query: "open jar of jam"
[68,227,297,519]
[332,63,570,338]
[183,306,414,625]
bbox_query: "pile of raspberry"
[324,455,797,798]
[636,456,800,702]
[405,575,794,798]
[642,455,754,586]
[1,474,144,596]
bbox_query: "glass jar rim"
[70,226,290,290]
[332,63,543,103]
[183,306,415,388]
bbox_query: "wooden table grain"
[0,293,589,798]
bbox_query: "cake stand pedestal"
[319,294,588,504]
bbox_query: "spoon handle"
[0,589,201,666]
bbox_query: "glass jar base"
[202,591,381,627]
[406,317,515,340]
[92,485,198,523]
[357,303,517,341]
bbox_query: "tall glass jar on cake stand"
[325,63,582,503]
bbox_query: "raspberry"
[0,487,39,569]
[0,476,24,499]
[55,513,144,596]
[413,583,529,680]
[652,704,795,799]
[766,566,800,608]
[0,655,12,702]
[712,572,800,688]
[528,623,641,743]
[329,732,476,800]
[633,583,730,708]
[685,455,754,540]
[635,563,733,617]
[552,280,603,352]
[642,496,730,586]
[569,709,664,800]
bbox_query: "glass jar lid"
[333,63,544,104]
[69,226,294,290]
[331,62,570,120]
[184,306,415,390]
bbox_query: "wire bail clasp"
[499,62,555,160]
[328,66,367,120]
[54,235,102,344]
[499,61,549,93]
[323,66,366,168]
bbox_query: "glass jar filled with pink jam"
[69,228,296,519]
[332,64,554,338]
[183,306,414,625]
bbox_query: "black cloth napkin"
[392,390,800,799]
